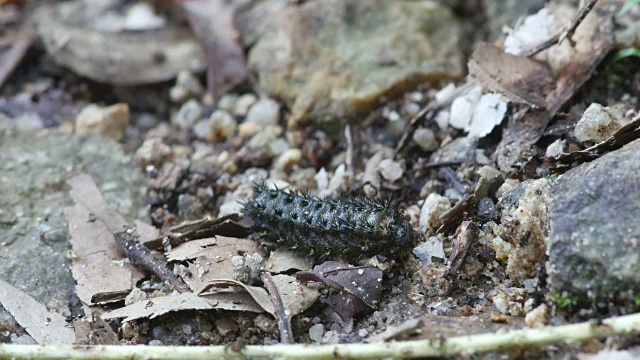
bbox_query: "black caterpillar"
[241,184,414,260]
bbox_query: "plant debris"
[0,279,75,345]
[295,262,383,322]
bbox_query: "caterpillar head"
[391,220,414,250]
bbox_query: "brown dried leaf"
[0,278,75,345]
[200,279,275,315]
[101,292,264,322]
[295,262,383,321]
[468,43,554,109]
[496,3,614,172]
[183,0,248,101]
[199,276,319,318]
[65,204,139,305]
[167,236,263,293]
[265,248,314,274]
[73,316,119,345]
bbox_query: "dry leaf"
[73,316,119,345]
[496,2,613,172]
[265,248,314,273]
[468,43,554,109]
[101,292,264,322]
[65,204,139,305]
[167,236,263,293]
[0,278,75,345]
[295,262,383,321]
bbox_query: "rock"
[485,0,545,41]
[495,178,550,283]
[75,103,130,141]
[245,98,280,125]
[477,197,498,221]
[574,103,620,143]
[135,138,172,167]
[412,128,439,152]
[545,138,565,157]
[0,129,145,315]
[309,324,324,343]
[548,139,640,307]
[233,94,257,117]
[169,70,205,103]
[125,288,148,306]
[377,159,403,182]
[419,193,451,232]
[524,304,549,328]
[193,110,237,142]
[248,0,463,135]
[413,237,445,265]
[173,99,203,129]
[273,148,302,172]
[217,93,238,112]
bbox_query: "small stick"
[261,273,295,344]
[3,312,640,359]
[521,0,599,57]
[445,221,477,279]
[114,228,189,292]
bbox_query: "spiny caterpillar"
[241,184,414,260]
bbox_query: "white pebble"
[233,94,257,117]
[412,128,438,152]
[418,193,451,232]
[574,103,619,143]
[173,99,203,129]
[377,159,403,182]
[245,98,280,125]
[309,324,324,342]
[273,148,302,172]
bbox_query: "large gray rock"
[548,139,640,307]
[248,0,463,135]
[0,128,146,316]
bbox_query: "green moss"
[551,292,578,311]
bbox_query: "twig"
[521,0,599,57]
[394,80,478,157]
[114,228,189,292]
[345,125,354,173]
[2,312,640,359]
[445,221,477,279]
[260,273,295,344]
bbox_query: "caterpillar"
[241,184,414,260]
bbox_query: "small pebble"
[412,128,438,152]
[173,99,203,129]
[418,193,451,232]
[238,121,260,140]
[234,94,258,117]
[273,148,302,172]
[269,137,290,156]
[217,93,238,112]
[545,139,565,157]
[135,138,172,167]
[245,98,280,125]
[75,103,130,141]
[208,110,237,140]
[309,324,324,342]
[148,340,164,346]
[574,103,618,143]
[169,70,204,103]
[413,237,445,265]
[525,304,549,328]
[377,159,403,182]
[124,288,148,306]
